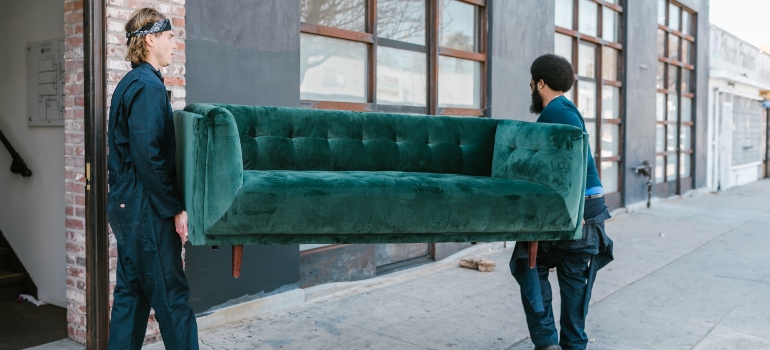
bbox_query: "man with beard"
[510,54,614,350]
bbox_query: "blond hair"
[124,8,167,65]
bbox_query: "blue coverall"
[106,62,198,349]
[510,96,614,350]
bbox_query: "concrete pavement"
[33,179,770,349]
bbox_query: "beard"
[530,86,544,114]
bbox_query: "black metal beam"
[84,0,109,348]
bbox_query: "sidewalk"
[36,179,770,349]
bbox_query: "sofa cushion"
[204,170,573,240]
[216,105,499,176]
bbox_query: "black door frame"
[83,0,109,348]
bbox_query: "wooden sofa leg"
[232,245,243,278]
[528,241,538,269]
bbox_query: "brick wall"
[64,0,186,344]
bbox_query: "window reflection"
[301,0,366,32]
[300,33,368,102]
[440,0,477,52]
[378,0,426,45]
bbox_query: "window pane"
[666,125,677,151]
[656,125,665,152]
[578,81,597,120]
[601,161,619,193]
[301,0,366,32]
[438,56,481,108]
[578,0,598,37]
[682,69,691,93]
[555,33,573,65]
[602,85,619,119]
[602,47,618,81]
[555,0,574,29]
[658,29,667,57]
[680,126,692,150]
[669,3,680,31]
[602,7,617,42]
[655,156,665,183]
[600,123,619,157]
[377,0,426,45]
[682,40,691,64]
[681,96,692,122]
[682,10,693,36]
[584,121,596,156]
[657,0,667,26]
[667,155,677,181]
[668,33,679,60]
[440,0,477,52]
[656,62,666,89]
[668,64,678,92]
[300,33,368,102]
[578,42,596,78]
[680,153,691,177]
[667,92,678,121]
[377,47,427,106]
[656,93,666,121]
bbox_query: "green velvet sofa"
[174,104,588,276]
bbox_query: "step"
[0,270,24,287]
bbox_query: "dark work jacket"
[107,62,182,220]
[511,199,614,314]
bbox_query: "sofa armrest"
[491,120,587,238]
[175,104,244,245]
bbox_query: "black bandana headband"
[126,19,172,39]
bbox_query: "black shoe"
[535,345,562,350]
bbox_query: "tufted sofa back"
[216,105,500,177]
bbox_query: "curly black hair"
[530,54,575,92]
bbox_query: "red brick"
[66,218,84,230]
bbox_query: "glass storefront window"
[658,29,667,57]
[578,0,598,37]
[657,62,666,89]
[682,96,692,122]
[301,0,366,32]
[378,0,426,45]
[578,81,596,119]
[602,47,618,81]
[602,7,617,42]
[601,161,619,193]
[667,155,677,181]
[680,153,691,177]
[655,156,665,183]
[601,124,619,157]
[555,33,573,64]
[300,33,368,102]
[657,93,666,121]
[668,33,679,61]
[437,56,481,108]
[377,47,427,106]
[555,0,574,29]
[578,42,596,78]
[657,0,667,26]
[440,0,477,52]
[668,3,680,31]
[602,85,619,119]
[584,120,596,155]
[656,125,665,152]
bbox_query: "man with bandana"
[106,7,198,349]
[510,54,614,350]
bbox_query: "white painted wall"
[0,0,66,307]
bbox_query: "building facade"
[706,25,770,191]
[0,0,710,346]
